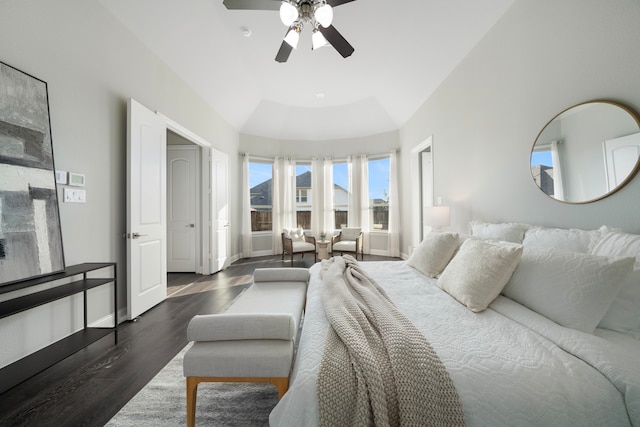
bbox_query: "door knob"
[132,232,147,239]
[185,224,195,228]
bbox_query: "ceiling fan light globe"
[314,4,333,28]
[280,2,299,26]
[284,27,300,49]
[312,29,328,50]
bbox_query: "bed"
[269,223,640,426]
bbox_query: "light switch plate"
[55,170,68,185]
[64,188,86,203]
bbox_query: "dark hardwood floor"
[0,254,398,426]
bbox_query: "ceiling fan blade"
[318,25,354,58]
[222,0,280,11]
[326,0,356,7]
[275,40,293,63]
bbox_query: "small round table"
[316,240,330,260]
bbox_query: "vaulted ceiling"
[99,0,516,141]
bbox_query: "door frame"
[159,114,217,275]
[411,135,434,251]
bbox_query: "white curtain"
[284,157,296,227]
[241,154,253,257]
[347,156,359,227]
[272,156,283,255]
[272,157,296,254]
[359,154,370,254]
[323,157,334,236]
[311,157,323,237]
[387,150,400,257]
[550,140,565,200]
[347,155,370,254]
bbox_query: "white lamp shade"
[423,206,450,228]
[280,2,299,27]
[284,27,300,49]
[314,4,333,28]
[312,29,328,50]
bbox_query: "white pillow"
[591,230,640,269]
[340,227,361,241]
[590,230,640,336]
[437,239,523,312]
[503,246,634,334]
[406,232,459,278]
[469,221,530,243]
[522,226,601,253]
[283,227,305,242]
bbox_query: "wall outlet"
[64,188,86,203]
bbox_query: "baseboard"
[368,249,390,257]
[226,253,241,266]
[250,249,274,257]
[89,313,117,328]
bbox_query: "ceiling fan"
[222,0,356,63]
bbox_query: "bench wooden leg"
[186,376,201,427]
[186,376,289,426]
[271,377,289,399]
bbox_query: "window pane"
[368,157,390,231]
[333,162,348,230]
[296,164,312,230]
[249,161,272,231]
[531,150,555,197]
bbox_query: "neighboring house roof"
[250,171,348,207]
[531,164,554,196]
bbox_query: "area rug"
[105,344,279,427]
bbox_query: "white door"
[212,148,229,272]
[126,98,167,320]
[167,146,197,272]
[604,132,640,191]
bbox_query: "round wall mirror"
[531,100,640,203]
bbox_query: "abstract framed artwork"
[0,61,65,286]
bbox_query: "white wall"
[0,0,240,368]
[399,0,640,256]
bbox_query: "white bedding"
[269,260,640,427]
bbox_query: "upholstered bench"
[183,267,309,427]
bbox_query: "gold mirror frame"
[531,100,640,204]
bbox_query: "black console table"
[0,263,117,394]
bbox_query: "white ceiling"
[98,0,516,141]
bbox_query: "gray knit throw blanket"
[317,255,465,427]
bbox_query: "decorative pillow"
[437,239,523,312]
[340,227,361,241]
[591,230,640,269]
[522,226,601,253]
[283,227,305,242]
[406,232,459,278]
[469,221,530,243]
[590,230,640,336]
[502,246,634,334]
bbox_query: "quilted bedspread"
[269,261,640,427]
